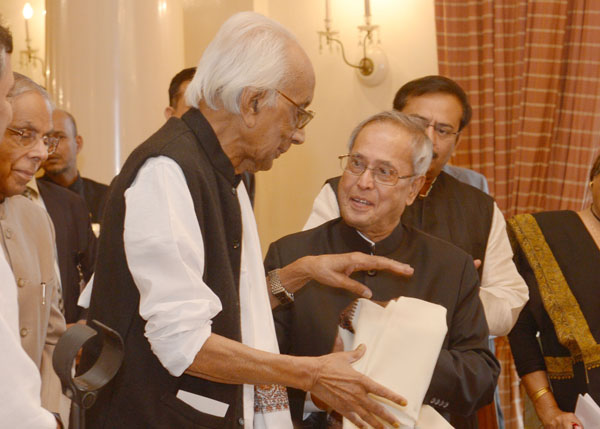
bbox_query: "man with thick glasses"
[84,12,411,429]
[0,71,68,423]
[267,111,499,427]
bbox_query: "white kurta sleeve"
[479,202,529,336]
[303,183,340,230]
[0,315,58,428]
[124,156,223,377]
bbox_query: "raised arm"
[268,252,413,309]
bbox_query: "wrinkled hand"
[307,344,406,429]
[311,334,349,411]
[540,409,582,428]
[299,252,413,299]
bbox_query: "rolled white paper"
[342,298,449,428]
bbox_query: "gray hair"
[8,72,53,108]
[348,111,433,177]
[185,11,297,114]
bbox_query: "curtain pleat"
[435,0,600,217]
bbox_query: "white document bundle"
[575,393,600,428]
[339,297,453,429]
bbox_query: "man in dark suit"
[267,111,499,427]
[305,76,528,338]
[30,178,97,324]
[41,109,109,225]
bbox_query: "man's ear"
[239,87,265,128]
[75,135,84,155]
[406,175,426,206]
[164,106,175,120]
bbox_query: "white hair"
[9,72,53,108]
[347,111,433,177]
[185,11,298,114]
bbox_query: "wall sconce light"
[318,0,389,86]
[21,3,46,85]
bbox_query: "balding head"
[42,109,83,186]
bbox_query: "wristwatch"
[268,269,294,304]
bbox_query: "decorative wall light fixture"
[21,2,46,85]
[318,0,388,86]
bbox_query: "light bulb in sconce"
[23,3,34,20]
[20,2,46,87]
[158,1,168,14]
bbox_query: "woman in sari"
[508,155,600,428]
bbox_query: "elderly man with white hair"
[85,11,412,429]
[0,61,66,429]
[268,111,499,428]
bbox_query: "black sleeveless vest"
[85,109,245,428]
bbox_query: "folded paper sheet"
[575,393,600,428]
[340,297,452,429]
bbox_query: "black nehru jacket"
[40,174,109,224]
[267,219,499,428]
[327,170,494,276]
[36,179,96,323]
[84,108,246,428]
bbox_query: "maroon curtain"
[436,0,600,217]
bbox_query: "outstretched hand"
[307,344,405,429]
[278,252,413,299]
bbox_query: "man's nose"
[357,167,375,189]
[28,137,49,163]
[291,126,305,145]
[425,124,436,142]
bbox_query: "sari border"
[508,214,600,377]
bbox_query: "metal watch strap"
[268,269,294,304]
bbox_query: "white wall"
[254,0,438,252]
[45,0,185,184]
[182,0,253,67]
